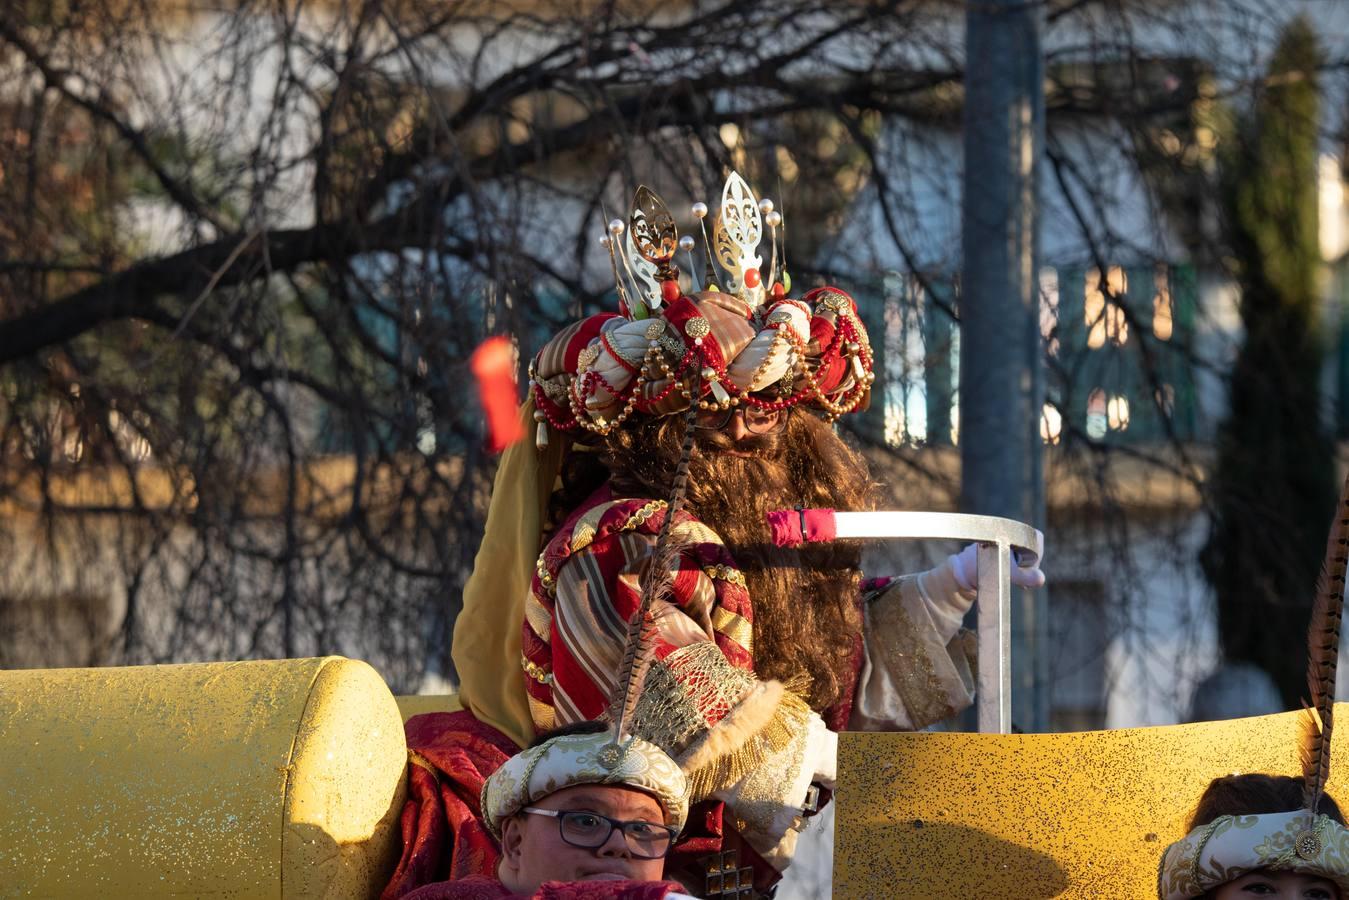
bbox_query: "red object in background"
[470,336,524,452]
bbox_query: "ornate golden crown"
[528,172,875,449]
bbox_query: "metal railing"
[778,510,1044,734]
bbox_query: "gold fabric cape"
[452,400,565,748]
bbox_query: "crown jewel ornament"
[713,172,765,308]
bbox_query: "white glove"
[949,543,1045,591]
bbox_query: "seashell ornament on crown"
[527,171,875,450]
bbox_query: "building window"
[854,262,1196,449]
[1084,266,1129,348]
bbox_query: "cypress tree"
[1201,17,1335,708]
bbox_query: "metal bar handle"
[766,509,1044,734]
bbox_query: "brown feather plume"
[1304,471,1349,814]
[609,376,702,741]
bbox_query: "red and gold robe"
[382,711,519,899]
[520,487,977,890]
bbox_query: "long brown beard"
[563,411,874,713]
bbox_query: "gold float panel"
[0,657,406,898]
[835,705,1349,898]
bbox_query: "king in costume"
[392,174,1038,898]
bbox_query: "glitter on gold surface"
[834,705,1349,899]
[0,657,407,898]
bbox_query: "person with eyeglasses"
[400,721,697,900]
[693,401,790,441]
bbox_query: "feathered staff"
[608,375,702,741]
[1304,472,1349,815]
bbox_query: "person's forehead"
[537,784,663,816]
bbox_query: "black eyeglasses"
[521,807,679,859]
[694,404,791,435]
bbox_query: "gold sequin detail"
[685,317,711,339]
[720,710,812,842]
[645,320,666,341]
[658,332,686,357]
[868,578,975,730]
[536,555,556,595]
[576,344,600,370]
[704,564,747,589]
[521,657,553,685]
[622,499,667,531]
[815,289,850,312]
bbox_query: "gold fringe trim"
[681,684,813,802]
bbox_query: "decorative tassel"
[536,420,549,450]
[710,380,730,405]
[851,353,866,381]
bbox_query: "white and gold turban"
[1158,811,1349,899]
[481,731,690,839]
